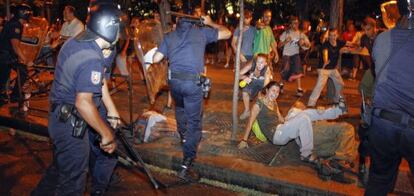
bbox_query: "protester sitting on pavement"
[278,16,311,97]
[307,28,347,107]
[238,81,348,163]
[239,53,272,120]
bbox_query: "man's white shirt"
[60,18,84,38]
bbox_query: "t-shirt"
[234,25,256,57]
[318,40,346,69]
[0,18,23,56]
[253,26,276,56]
[158,25,218,74]
[60,18,85,38]
[279,30,310,56]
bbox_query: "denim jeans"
[169,79,203,160]
[366,114,414,195]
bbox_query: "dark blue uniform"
[158,23,218,161]
[0,18,28,102]
[366,28,414,195]
[32,38,107,195]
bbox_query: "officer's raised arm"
[201,15,231,40]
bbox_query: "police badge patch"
[91,71,101,85]
[15,28,21,34]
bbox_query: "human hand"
[100,132,117,154]
[244,77,252,84]
[273,55,279,64]
[201,15,213,26]
[240,54,247,63]
[238,140,249,149]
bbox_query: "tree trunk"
[158,0,172,33]
[330,0,344,32]
[231,0,244,141]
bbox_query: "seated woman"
[239,53,272,120]
[238,82,350,162]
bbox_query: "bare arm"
[76,92,116,153]
[101,79,120,128]
[271,41,279,63]
[239,61,253,77]
[202,15,231,40]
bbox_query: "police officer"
[0,4,32,106]
[366,0,414,195]
[32,4,121,195]
[153,15,231,181]
[86,1,122,195]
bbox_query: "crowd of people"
[0,0,413,195]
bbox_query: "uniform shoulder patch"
[91,71,102,85]
[15,28,21,34]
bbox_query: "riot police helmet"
[77,4,121,45]
[13,4,32,21]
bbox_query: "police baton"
[114,129,161,189]
[166,11,204,25]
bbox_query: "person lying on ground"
[238,81,349,163]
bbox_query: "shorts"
[281,54,303,81]
[243,79,264,99]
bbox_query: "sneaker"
[239,111,250,120]
[296,89,304,97]
[307,66,312,72]
[91,190,105,196]
[224,63,229,68]
[338,96,348,114]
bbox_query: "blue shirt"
[50,38,105,105]
[158,26,218,74]
[373,29,414,117]
[0,18,23,56]
[234,26,256,57]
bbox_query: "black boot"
[178,158,199,182]
[358,163,369,187]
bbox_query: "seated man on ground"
[239,53,272,120]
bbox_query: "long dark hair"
[260,81,280,95]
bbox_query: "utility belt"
[373,108,414,129]
[51,103,88,138]
[169,71,212,98]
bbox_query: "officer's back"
[161,22,218,74]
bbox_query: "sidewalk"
[0,64,412,195]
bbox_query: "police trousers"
[169,79,203,160]
[0,62,28,99]
[88,106,117,193]
[365,114,414,195]
[32,108,90,196]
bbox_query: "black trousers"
[365,114,414,195]
[0,62,28,99]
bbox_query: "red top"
[342,31,356,42]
